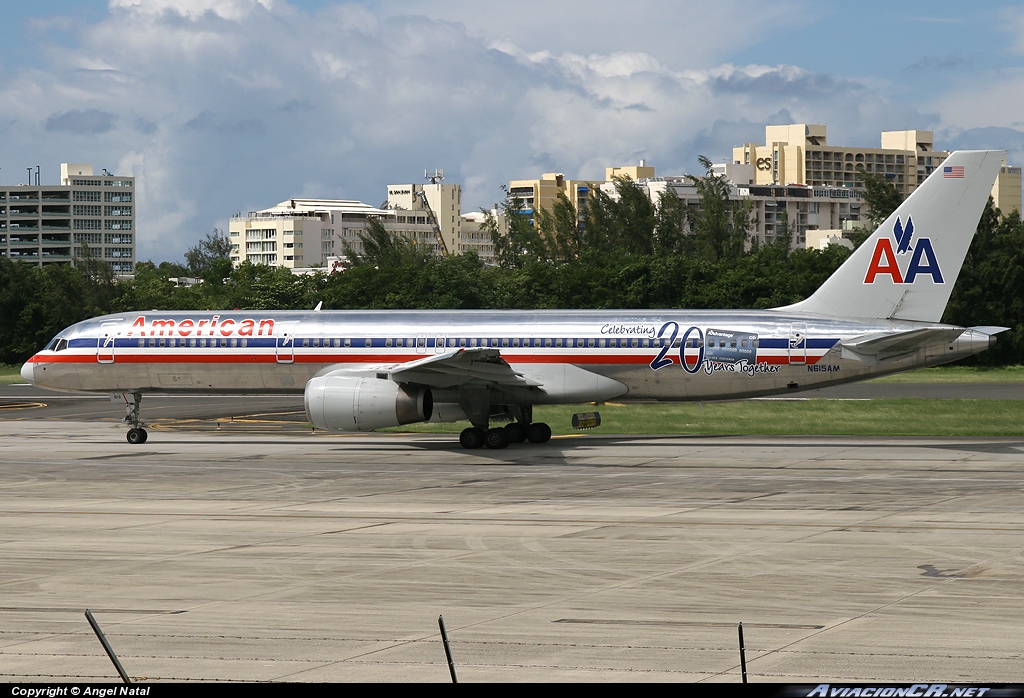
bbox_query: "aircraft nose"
[20,360,34,384]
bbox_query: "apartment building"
[0,163,135,273]
[507,172,602,229]
[229,197,451,269]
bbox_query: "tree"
[535,192,582,262]
[583,175,657,256]
[184,228,233,282]
[685,155,754,261]
[486,187,546,268]
[341,217,431,268]
[944,199,1024,365]
[856,167,904,229]
[653,188,688,255]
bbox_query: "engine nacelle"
[304,375,432,432]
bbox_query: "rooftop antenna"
[424,169,444,184]
[35,165,40,186]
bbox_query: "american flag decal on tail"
[943,165,965,178]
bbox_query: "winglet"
[780,150,1004,322]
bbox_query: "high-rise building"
[0,163,135,272]
[733,123,1021,215]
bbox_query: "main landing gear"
[121,392,148,444]
[459,421,552,450]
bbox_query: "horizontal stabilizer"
[840,327,965,365]
[969,325,1009,336]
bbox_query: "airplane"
[20,150,1007,449]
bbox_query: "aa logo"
[864,215,944,284]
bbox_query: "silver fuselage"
[23,309,992,403]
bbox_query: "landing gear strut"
[121,392,148,444]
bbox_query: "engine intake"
[305,375,433,431]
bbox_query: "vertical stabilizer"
[781,150,1004,321]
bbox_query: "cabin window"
[302,338,309,347]
[598,338,606,348]
[459,338,467,347]
[230,338,237,347]
[513,338,520,347]
[544,338,552,347]
[138,339,145,348]
[642,339,650,348]
[241,338,248,347]
[556,338,563,347]
[588,338,596,347]
[502,338,509,347]
[159,339,165,347]
[149,339,156,347]
[631,339,639,348]
[312,338,319,347]
[730,339,737,348]
[365,338,372,347]
[385,338,392,347]
[220,338,228,347]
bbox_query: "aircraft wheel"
[459,427,485,449]
[503,422,527,443]
[126,428,146,445]
[485,428,510,449]
[526,422,552,444]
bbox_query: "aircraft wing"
[840,327,966,364]
[372,348,543,390]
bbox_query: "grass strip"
[0,365,25,384]
[869,365,1024,384]
[387,399,1024,437]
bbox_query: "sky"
[3,0,1024,263]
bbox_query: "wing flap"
[388,347,542,389]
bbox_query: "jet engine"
[304,374,433,431]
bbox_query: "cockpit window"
[45,336,69,352]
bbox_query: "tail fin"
[782,150,1004,321]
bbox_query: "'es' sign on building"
[864,216,944,284]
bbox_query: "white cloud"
[0,1,963,264]
[367,0,813,70]
[108,0,279,21]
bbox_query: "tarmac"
[1,385,1023,682]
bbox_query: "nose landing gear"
[121,392,148,444]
